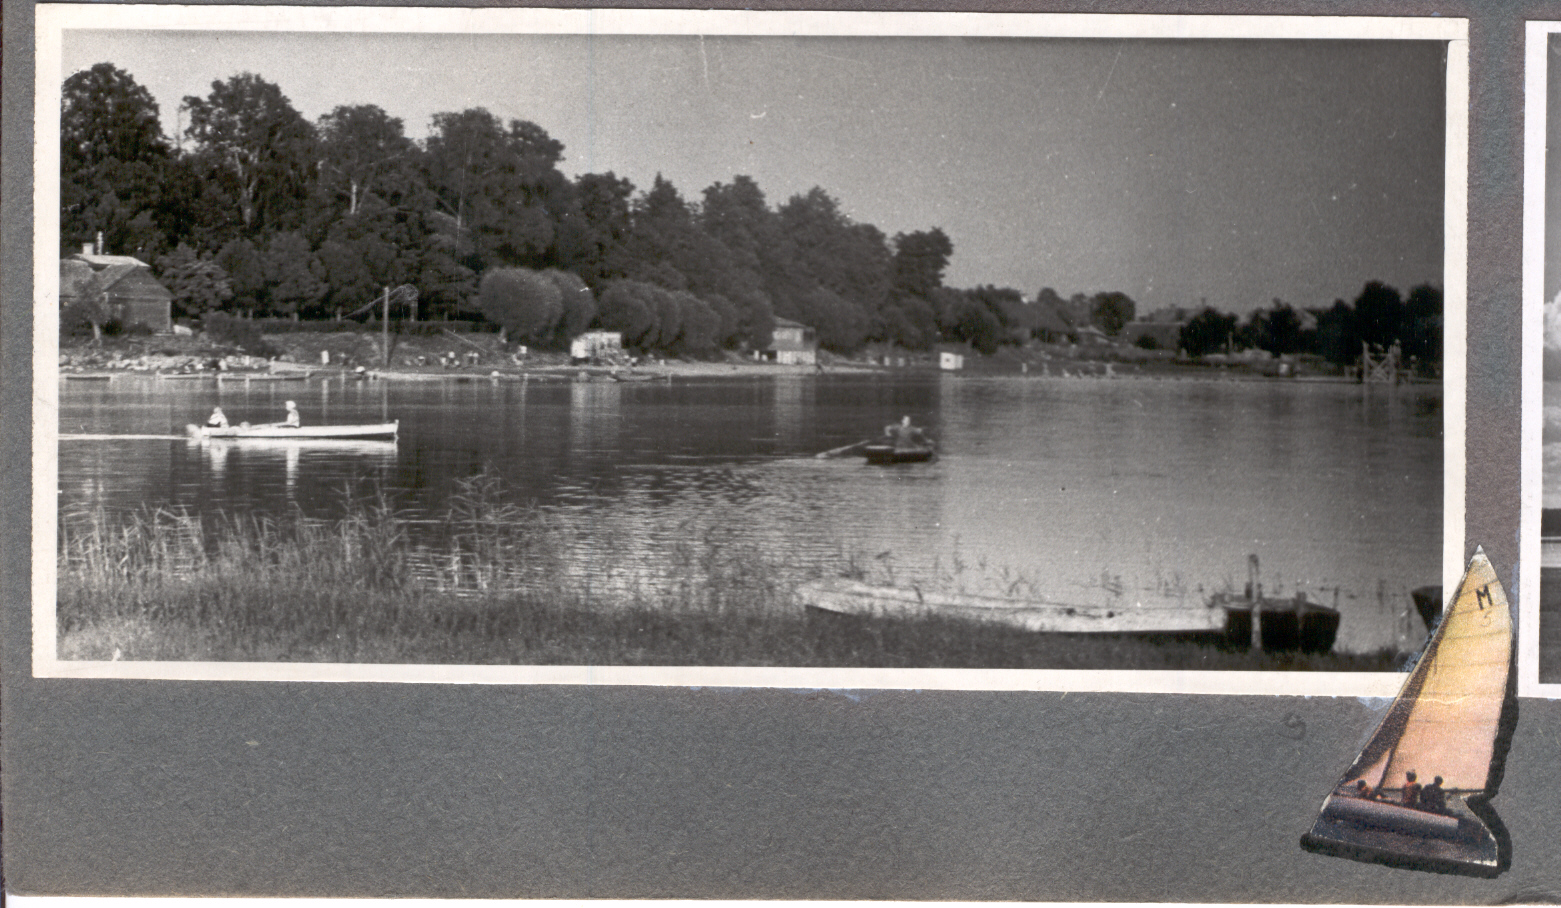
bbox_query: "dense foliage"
[62,64,1028,355]
[1176,282,1442,368]
[61,63,1440,365]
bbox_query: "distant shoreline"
[57,332,1441,388]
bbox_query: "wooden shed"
[59,252,172,333]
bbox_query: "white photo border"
[1520,22,1559,699]
[32,6,1468,695]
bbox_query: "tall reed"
[55,473,1400,670]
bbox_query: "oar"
[816,439,871,459]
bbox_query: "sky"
[1547,33,1561,305]
[60,30,1448,315]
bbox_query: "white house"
[763,318,818,366]
[570,331,624,363]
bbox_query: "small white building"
[764,318,818,366]
[935,344,969,371]
[570,331,624,363]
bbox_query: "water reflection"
[59,373,1442,653]
[569,379,622,455]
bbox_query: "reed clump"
[56,476,1400,670]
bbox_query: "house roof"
[60,259,99,301]
[77,253,151,269]
[60,254,172,303]
[772,317,811,330]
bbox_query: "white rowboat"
[797,578,1227,635]
[186,421,398,440]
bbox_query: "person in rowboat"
[267,400,301,429]
[206,407,229,429]
[883,415,930,452]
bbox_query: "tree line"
[62,63,1441,363]
[63,63,1044,355]
[1176,281,1442,367]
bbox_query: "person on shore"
[206,407,229,429]
[1402,771,1422,809]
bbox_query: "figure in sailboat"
[1301,548,1513,876]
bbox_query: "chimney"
[95,231,104,255]
[81,243,92,257]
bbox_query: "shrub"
[60,300,103,338]
[201,312,280,358]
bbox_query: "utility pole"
[381,286,390,367]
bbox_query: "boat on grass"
[186,420,398,440]
[798,577,1231,637]
[799,562,1340,652]
[1300,549,1512,876]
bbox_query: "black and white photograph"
[1523,21,1561,698]
[35,8,1465,689]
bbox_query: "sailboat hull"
[1302,794,1501,875]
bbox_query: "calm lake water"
[57,372,1442,654]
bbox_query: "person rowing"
[883,415,931,452]
[263,400,302,429]
[206,407,229,429]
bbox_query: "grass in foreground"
[58,482,1402,671]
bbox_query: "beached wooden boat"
[62,373,114,382]
[800,574,1340,651]
[1301,549,1512,876]
[862,443,936,464]
[1208,590,1341,654]
[216,371,312,383]
[186,420,398,440]
[156,371,216,380]
[797,578,1229,635]
[365,370,479,383]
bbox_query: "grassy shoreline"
[58,487,1403,671]
[56,331,1426,386]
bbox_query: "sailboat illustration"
[1301,549,1514,876]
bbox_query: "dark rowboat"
[1207,591,1341,654]
[863,444,935,464]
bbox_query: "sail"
[1302,550,1514,876]
[1335,553,1509,794]
[1378,554,1511,792]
